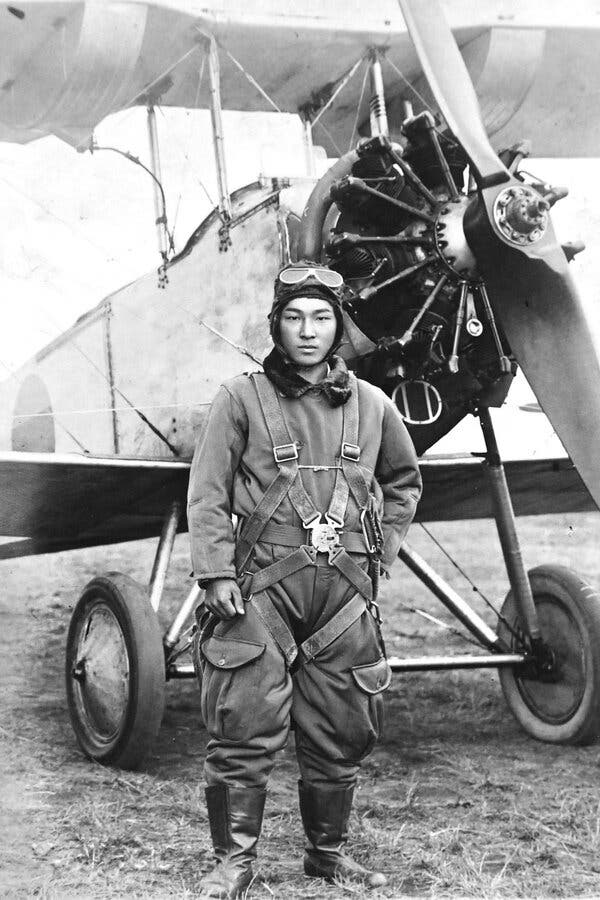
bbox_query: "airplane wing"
[0,451,189,558]
[1,1,599,155]
[0,450,593,560]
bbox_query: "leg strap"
[251,591,298,667]
[300,594,366,664]
[248,545,316,594]
[328,547,373,602]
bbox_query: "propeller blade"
[466,206,600,509]
[399,0,600,509]
[398,0,509,186]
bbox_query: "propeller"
[398,0,600,510]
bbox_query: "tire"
[65,573,166,769]
[498,565,600,745]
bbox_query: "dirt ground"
[2,513,600,899]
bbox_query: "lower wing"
[0,451,594,560]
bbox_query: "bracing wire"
[418,522,522,642]
[348,61,370,152]
[221,46,282,113]
[383,55,455,147]
[312,118,343,158]
[394,596,483,649]
[169,55,208,241]
[311,54,366,127]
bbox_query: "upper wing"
[0,451,189,558]
[1,1,599,155]
[0,450,594,560]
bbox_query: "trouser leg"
[290,565,390,888]
[196,596,293,897]
[292,602,387,781]
[199,599,293,789]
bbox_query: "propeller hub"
[434,196,478,281]
[493,185,549,245]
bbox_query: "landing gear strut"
[391,406,600,745]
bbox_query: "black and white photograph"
[1,1,600,897]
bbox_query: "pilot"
[187,260,422,898]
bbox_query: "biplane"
[1,0,600,770]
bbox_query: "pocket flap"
[201,637,265,669]
[351,657,392,694]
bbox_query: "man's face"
[278,296,337,367]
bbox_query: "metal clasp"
[304,513,343,556]
[360,507,378,555]
[341,442,361,461]
[273,442,298,463]
[306,522,340,553]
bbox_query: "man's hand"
[203,577,245,620]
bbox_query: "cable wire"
[418,522,522,642]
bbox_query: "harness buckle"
[341,442,361,461]
[273,442,298,463]
[306,520,341,554]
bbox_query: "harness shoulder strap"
[235,375,317,571]
[252,374,320,527]
[339,374,371,511]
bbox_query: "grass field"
[1,512,600,898]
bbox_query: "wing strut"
[205,34,232,222]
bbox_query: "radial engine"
[292,120,579,454]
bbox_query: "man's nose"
[300,317,316,337]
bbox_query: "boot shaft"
[298,780,353,851]
[205,784,267,862]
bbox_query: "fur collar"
[262,348,352,407]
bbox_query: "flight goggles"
[278,266,344,289]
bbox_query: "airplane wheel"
[65,573,165,769]
[497,565,600,745]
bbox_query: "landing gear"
[498,565,600,745]
[65,573,166,769]
[390,406,600,745]
[65,501,200,768]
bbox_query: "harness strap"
[249,546,316,594]
[259,523,367,553]
[300,594,367,663]
[328,547,373,601]
[235,465,296,571]
[252,374,320,526]
[237,374,377,602]
[251,590,298,666]
[340,374,371,512]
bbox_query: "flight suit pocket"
[348,657,391,758]
[351,657,392,694]
[200,637,266,742]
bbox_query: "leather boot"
[298,781,387,888]
[199,784,266,899]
